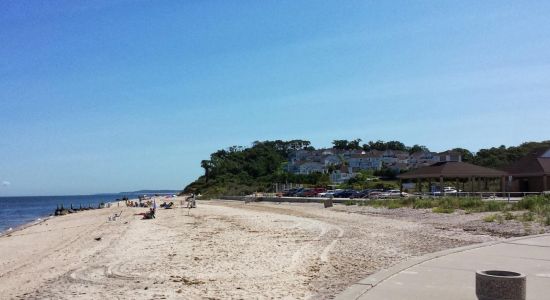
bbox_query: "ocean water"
[0,193,153,233]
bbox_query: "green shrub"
[458,198,484,209]
[483,214,497,222]
[415,197,506,212]
[438,198,459,209]
[360,194,550,223]
[521,211,535,222]
[343,200,356,206]
[503,211,515,220]
[432,207,455,214]
[387,201,403,209]
[515,195,550,210]
[513,195,550,226]
[482,201,507,212]
[367,200,386,208]
[397,198,414,207]
[413,199,436,209]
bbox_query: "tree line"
[183,139,550,197]
[331,139,429,153]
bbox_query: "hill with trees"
[183,140,326,197]
[182,139,550,197]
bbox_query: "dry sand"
[0,198,500,299]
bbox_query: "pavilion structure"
[397,161,507,193]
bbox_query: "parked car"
[297,188,326,197]
[443,187,458,194]
[349,190,365,199]
[309,188,327,197]
[282,189,295,196]
[387,190,402,198]
[380,189,409,198]
[318,189,341,197]
[359,189,385,198]
[294,188,312,197]
[368,191,384,199]
[350,189,371,199]
[283,188,304,197]
[430,187,459,196]
[333,189,359,198]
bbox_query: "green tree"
[451,148,474,162]
[348,138,363,150]
[408,144,430,154]
[332,140,349,150]
[367,140,387,151]
[385,140,406,151]
[200,160,212,183]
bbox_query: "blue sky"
[1,1,550,196]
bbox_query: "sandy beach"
[0,198,501,299]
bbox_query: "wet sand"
[0,198,499,299]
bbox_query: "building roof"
[397,161,506,179]
[410,151,436,159]
[391,162,409,170]
[504,148,550,176]
[437,150,461,156]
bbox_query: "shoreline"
[0,198,135,238]
[0,215,53,238]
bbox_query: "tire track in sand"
[211,202,345,267]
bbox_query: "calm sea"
[0,193,162,233]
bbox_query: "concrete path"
[336,234,550,300]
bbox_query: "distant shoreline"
[0,194,154,234]
[0,191,179,198]
[0,215,53,238]
[0,197,144,237]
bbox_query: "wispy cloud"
[1,181,11,187]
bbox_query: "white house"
[348,155,383,171]
[323,154,341,166]
[297,162,326,175]
[289,150,310,164]
[330,166,355,183]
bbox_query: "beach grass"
[352,194,550,222]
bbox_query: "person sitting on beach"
[142,208,155,219]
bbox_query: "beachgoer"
[187,193,196,208]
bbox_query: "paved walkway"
[336,234,550,300]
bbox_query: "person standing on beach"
[187,193,196,208]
